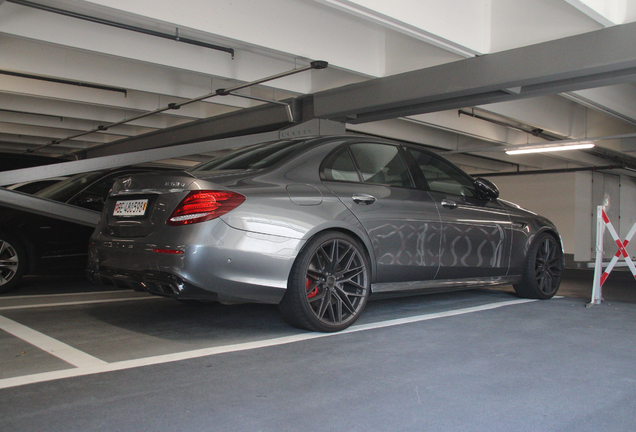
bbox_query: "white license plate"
[113,199,148,217]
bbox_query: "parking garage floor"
[1,270,635,432]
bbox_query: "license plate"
[113,199,148,217]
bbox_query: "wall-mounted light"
[505,142,595,155]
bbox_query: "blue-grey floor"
[0,269,635,432]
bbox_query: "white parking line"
[0,296,163,311]
[342,298,538,333]
[0,297,537,390]
[0,315,107,368]
[4,290,132,300]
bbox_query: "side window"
[407,148,476,198]
[349,143,414,188]
[68,172,131,211]
[322,147,361,182]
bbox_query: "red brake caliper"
[307,277,319,298]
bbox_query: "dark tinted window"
[349,143,413,188]
[192,140,302,171]
[36,169,158,206]
[322,147,360,182]
[67,172,131,210]
[0,153,63,172]
[407,147,476,197]
[36,171,107,202]
[10,179,65,195]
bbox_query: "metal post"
[588,205,605,307]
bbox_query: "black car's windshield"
[35,171,106,202]
[192,140,303,172]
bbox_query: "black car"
[7,177,69,194]
[0,166,168,293]
[0,152,69,172]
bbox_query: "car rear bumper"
[86,267,287,304]
[87,221,304,304]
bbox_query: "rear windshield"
[192,140,303,172]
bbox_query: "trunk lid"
[104,171,197,238]
[103,170,256,238]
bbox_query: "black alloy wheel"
[279,232,370,332]
[514,232,563,299]
[0,234,26,294]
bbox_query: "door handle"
[441,199,458,209]
[352,194,376,205]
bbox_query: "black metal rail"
[6,0,235,57]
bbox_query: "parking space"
[1,277,535,383]
[1,270,636,431]
[4,2,636,430]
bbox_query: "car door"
[321,142,441,284]
[405,147,512,279]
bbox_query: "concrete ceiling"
[2,0,636,174]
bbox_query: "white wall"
[493,172,576,256]
[492,171,636,263]
[620,176,636,254]
[574,171,593,262]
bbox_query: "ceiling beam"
[312,21,636,123]
[563,85,636,125]
[312,0,481,57]
[63,21,636,162]
[78,98,302,158]
[5,0,235,57]
[0,189,100,227]
[0,130,285,187]
[563,0,618,27]
[0,93,193,130]
[0,119,345,228]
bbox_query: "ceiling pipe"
[26,61,328,153]
[472,165,623,177]
[457,109,560,141]
[5,0,235,58]
[0,70,127,95]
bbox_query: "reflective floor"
[1,270,635,431]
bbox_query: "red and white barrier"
[589,206,636,306]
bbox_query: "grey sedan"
[87,136,563,332]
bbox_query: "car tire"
[0,233,27,294]
[513,232,563,299]
[279,231,371,332]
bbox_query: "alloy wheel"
[304,238,368,327]
[534,236,562,295]
[0,240,20,287]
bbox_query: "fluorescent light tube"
[505,143,595,155]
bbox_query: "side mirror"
[474,177,500,200]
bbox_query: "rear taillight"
[167,190,245,226]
